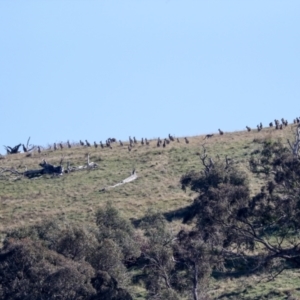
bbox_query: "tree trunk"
[192,262,199,300]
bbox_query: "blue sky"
[0,1,299,153]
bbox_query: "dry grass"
[0,125,297,234]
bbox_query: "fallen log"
[99,169,137,192]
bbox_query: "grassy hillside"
[1,124,300,299]
[0,125,296,233]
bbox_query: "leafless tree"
[287,125,300,158]
[22,137,35,153]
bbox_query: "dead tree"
[246,126,251,132]
[199,146,214,175]
[86,154,98,168]
[22,137,35,153]
[4,144,22,154]
[22,159,64,178]
[218,129,224,135]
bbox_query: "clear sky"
[0,1,299,153]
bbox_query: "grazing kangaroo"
[168,134,175,141]
[203,134,213,140]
